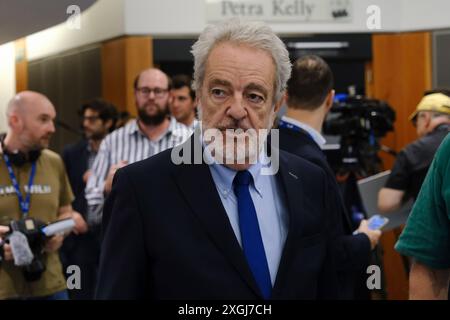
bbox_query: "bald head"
[133,68,170,90]
[4,91,56,151]
[7,91,54,118]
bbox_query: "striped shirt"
[85,117,192,209]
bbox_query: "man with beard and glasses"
[96,19,344,300]
[0,91,87,300]
[85,68,192,227]
[60,99,118,300]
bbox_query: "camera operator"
[0,91,87,300]
[378,91,450,213]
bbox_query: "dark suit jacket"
[96,135,344,300]
[279,126,371,298]
[63,140,89,215]
[61,140,100,265]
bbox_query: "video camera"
[323,95,396,177]
[323,95,395,138]
[0,217,75,282]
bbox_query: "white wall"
[124,0,402,36]
[23,0,450,62]
[0,42,16,133]
[400,0,450,32]
[27,0,125,61]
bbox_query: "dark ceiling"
[0,0,97,45]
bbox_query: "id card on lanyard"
[3,154,37,218]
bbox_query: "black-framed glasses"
[136,87,168,97]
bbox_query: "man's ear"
[325,90,335,112]
[8,113,22,131]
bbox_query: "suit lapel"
[172,137,262,297]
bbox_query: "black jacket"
[61,140,100,266]
[279,126,371,299]
[96,135,344,299]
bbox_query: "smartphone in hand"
[367,214,389,230]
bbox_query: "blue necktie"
[233,170,272,299]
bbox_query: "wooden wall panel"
[15,38,28,92]
[28,45,102,154]
[101,36,152,116]
[371,32,432,300]
[373,32,432,169]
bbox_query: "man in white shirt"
[85,68,192,225]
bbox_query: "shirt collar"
[129,117,185,139]
[281,115,326,147]
[190,119,200,131]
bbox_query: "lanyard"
[3,154,37,218]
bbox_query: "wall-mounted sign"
[206,0,352,23]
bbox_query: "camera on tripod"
[323,95,396,177]
[0,217,75,282]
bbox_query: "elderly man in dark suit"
[96,19,344,300]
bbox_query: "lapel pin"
[288,172,298,179]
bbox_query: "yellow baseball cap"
[409,93,450,122]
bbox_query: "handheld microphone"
[9,231,34,267]
[41,218,76,237]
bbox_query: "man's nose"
[148,91,156,100]
[49,121,56,133]
[226,95,247,121]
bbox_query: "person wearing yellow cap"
[378,91,450,213]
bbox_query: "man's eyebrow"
[208,78,232,88]
[38,113,54,119]
[245,83,269,98]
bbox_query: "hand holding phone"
[367,214,389,230]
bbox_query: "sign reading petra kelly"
[206,0,353,22]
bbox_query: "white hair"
[191,18,292,103]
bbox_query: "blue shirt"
[206,150,289,285]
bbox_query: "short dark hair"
[171,74,196,101]
[80,98,118,132]
[287,55,334,110]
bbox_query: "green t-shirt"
[0,149,74,299]
[395,133,450,269]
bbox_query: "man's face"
[134,70,170,125]
[20,98,56,150]
[199,42,280,167]
[82,108,109,140]
[169,86,196,125]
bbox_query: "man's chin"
[38,140,50,149]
